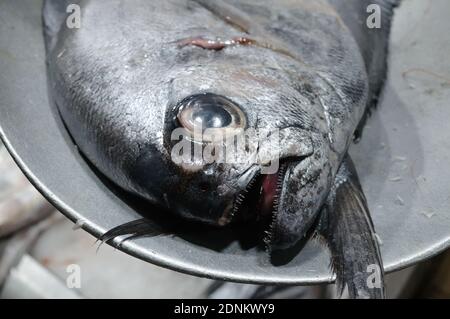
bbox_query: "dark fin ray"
[319,155,384,299]
[116,229,172,247]
[99,218,167,245]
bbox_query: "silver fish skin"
[44,0,399,298]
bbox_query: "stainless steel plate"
[1,0,449,284]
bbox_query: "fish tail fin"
[320,154,385,299]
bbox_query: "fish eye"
[176,93,246,142]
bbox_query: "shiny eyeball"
[176,93,247,142]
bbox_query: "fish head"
[48,0,365,249]
[131,43,343,248]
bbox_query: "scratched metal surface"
[0,0,449,284]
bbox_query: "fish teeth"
[263,162,289,251]
[231,172,261,218]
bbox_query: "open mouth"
[231,160,292,246]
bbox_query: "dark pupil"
[190,96,232,128]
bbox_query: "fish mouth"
[230,159,300,247]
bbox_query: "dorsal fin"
[328,0,401,139]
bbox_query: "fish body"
[43,0,399,298]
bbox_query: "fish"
[43,0,400,298]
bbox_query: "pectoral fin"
[319,155,384,299]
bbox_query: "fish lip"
[229,157,304,232]
[215,165,260,226]
[230,166,262,222]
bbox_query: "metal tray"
[1,0,449,284]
